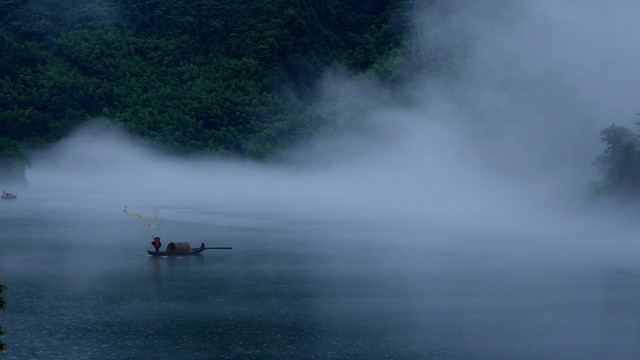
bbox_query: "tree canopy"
[0,0,415,158]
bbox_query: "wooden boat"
[147,242,231,257]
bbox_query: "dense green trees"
[0,0,412,159]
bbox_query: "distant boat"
[147,242,232,257]
[1,191,17,200]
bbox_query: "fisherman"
[151,236,162,253]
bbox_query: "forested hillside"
[1,0,418,160]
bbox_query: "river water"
[1,193,640,359]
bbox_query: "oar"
[203,247,233,250]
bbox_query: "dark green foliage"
[0,0,455,157]
[592,123,640,196]
[0,138,32,184]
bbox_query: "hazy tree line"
[0,0,634,196]
[0,0,438,184]
[591,122,640,197]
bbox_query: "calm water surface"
[1,195,640,359]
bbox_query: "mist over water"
[10,0,639,274]
[4,1,640,358]
[24,0,640,248]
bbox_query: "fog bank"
[21,0,640,244]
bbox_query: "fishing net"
[123,206,159,229]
